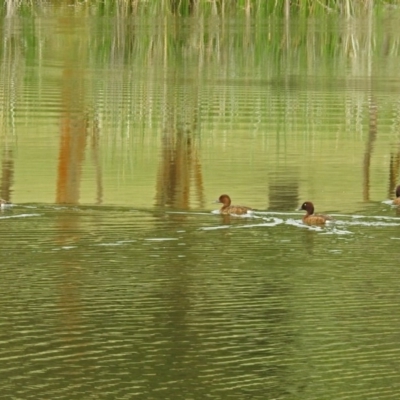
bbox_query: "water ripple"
[1,206,400,399]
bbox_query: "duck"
[393,185,400,205]
[298,201,332,225]
[216,194,252,215]
[0,199,12,209]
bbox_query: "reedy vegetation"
[1,0,400,140]
[1,0,400,204]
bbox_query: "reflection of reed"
[57,258,84,341]
[155,127,204,210]
[4,1,400,211]
[268,171,299,211]
[51,13,89,364]
[55,22,105,206]
[1,149,14,202]
[154,34,204,209]
[0,16,21,203]
[301,229,315,256]
[56,101,103,205]
[56,105,88,204]
[91,115,103,204]
[362,98,377,202]
[389,149,400,199]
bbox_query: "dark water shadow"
[1,149,14,202]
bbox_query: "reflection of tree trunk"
[155,128,204,210]
[56,111,87,204]
[388,148,400,199]
[192,144,204,207]
[362,98,377,201]
[1,149,14,201]
[269,182,299,211]
[362,6,375,202]
[268,170,299,211]
[56,68,88,205]
[154,16,204,211]
[91,116,103,205]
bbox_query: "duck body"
[0,199,12,209]
[299,201,331,225]
[216,194,252,215]
[393,185,400,205]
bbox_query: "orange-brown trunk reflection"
[155,128,204,210]
[52,13,90,365]
[155,93,204,211]
[56,67,88,205]
[1,149,14,201]
[388,149,400,199]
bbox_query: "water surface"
[1,4,400,399]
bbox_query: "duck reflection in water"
[215,194,253,216]
[298,201,332,225]
[393,185,400,206]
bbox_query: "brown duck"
[216,194,252,215]
[393,185,400,206]
[298,201,332,225]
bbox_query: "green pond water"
[1,3,400,399]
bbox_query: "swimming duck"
[216,194,252,215]
[298,201,332,225]
[0,199,12,209]
[393,185,400,205]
